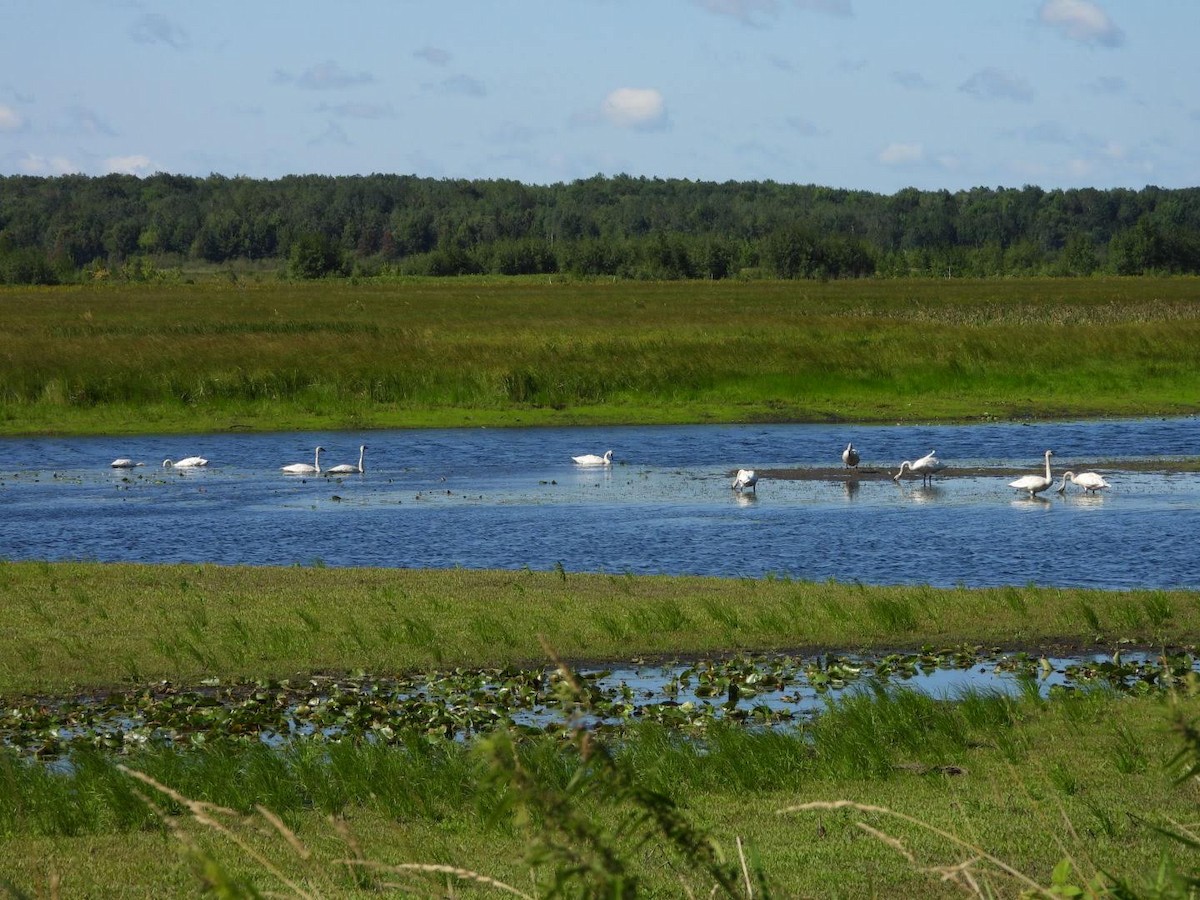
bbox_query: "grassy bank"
[1,562,1199,896]
[0,561,1196,695]
[3,277,1199,435]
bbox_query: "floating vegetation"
[2,644,1196,763]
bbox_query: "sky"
[2,1,1197,194]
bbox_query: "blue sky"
[1,1,1196,193]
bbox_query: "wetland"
[2,279,1200,897]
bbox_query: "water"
[1,417,1198,589]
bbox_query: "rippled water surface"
[2,417,1198,589]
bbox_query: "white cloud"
[104,155,154,176]
[18,153,80,175]
[692,0,851,24]
[0,104,24,132]
[892,70,933,91]
[960,68,1034,103]
[130,13,190,50]
[317,102,397,120]
[795,0,852,17]
[415,46,451,66]
[601,88,667,130]
[428,75,487,98]
[786,116,822,137]
[276,61,374,91]
[1101,141,1128,161]
[878,142,924,165]
[1039,0,1123,47]
[692,0,778,25]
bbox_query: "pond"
[1,417,1198,590]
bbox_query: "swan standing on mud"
[1056,470,1109,494]
[282,446,324,475]
[572,450,613,466]
[326,445,367,475]
[1009,450,1055,497]
[842,443,860,469]
[893,450,945,485]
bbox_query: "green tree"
[288,232,346,279]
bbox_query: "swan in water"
[893,450,946,485]
[282,446,324,475]
[110,458,144,468]
[162,456,208,468]
[842,443,860,469]
[326,445,367,475]
[1055,471,1109,494]
[1009,450,1055,497]
[572,450,613,466]
[732,469,759,492]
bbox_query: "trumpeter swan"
[732,469,759,492]
[162,456,208,468]
[572,450,613,466]
[893,450,946,485]
[842,442,860,469]
[326,445,367,475]
[1055,470,1109,494]
[1009,450,1055,497]
[110,458,144,468]
[282,446,324,475]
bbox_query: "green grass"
[0,561,1197,695]
[1,690,1198,897]
[3,276,1199,435]
[1,562,1198,895]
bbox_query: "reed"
[3,277,1199,434]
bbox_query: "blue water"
[1,417,1197,589]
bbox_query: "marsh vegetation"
[1,563,1200,895]
[3,277,1199,434]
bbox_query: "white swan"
[1055,471,1109,494]
[1009,450,1055,497]
[110,458,144,468]
[842,442,860,469]
[572,450,613,466]
[732,469,759,492]
[162,456,208,468]
[282,446,324,475]
[893,450,946,485]
[326,445,367,475]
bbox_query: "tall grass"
[1,562,1198,695]
[3,277,1199,434]
[3,680,1199,896]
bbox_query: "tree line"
[2,172,1200,284]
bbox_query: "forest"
[2,171,1200,284]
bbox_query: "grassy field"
[1,563,1199,896]
[2,276,1199,435]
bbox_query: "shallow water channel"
[1,417,1198,589]
[5,647,1197,762]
